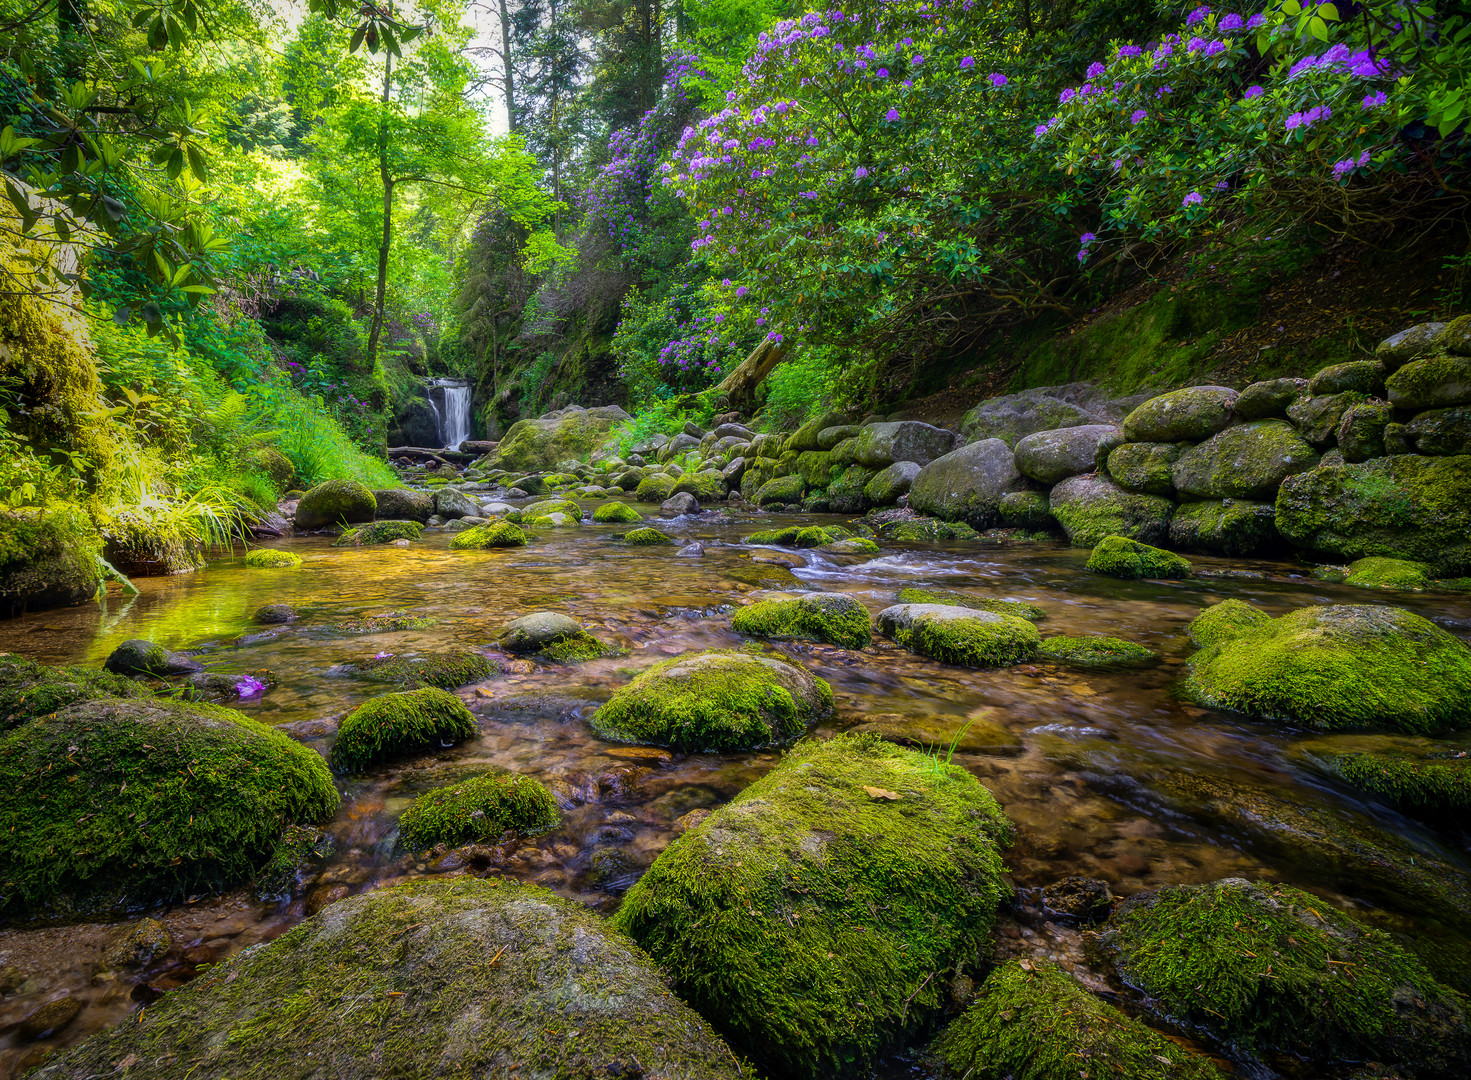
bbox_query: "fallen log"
[385,446,476,465]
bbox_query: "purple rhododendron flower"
[1187,36,1205,52]
[886,107,901,121]
[235,675,266,697]
[1130,108,1148,124]
[989,72,1007,86]
[960,56,975,68]
[1186,5,1210,25]
[911,54,924,65]
[736,285,748,296]
[877,67,889,77]
[1182,191,1204,206]
[1087,61,1105,78]
[1244,84,1264,99]
[854,166,869,178]
[1362,90,1387,109]
[1247,13,1266,27]
[1117,44,1142,59]
[1205,40,1226,56]
[1219,13,1243,30]
[1059,87,1077,103]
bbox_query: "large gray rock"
[372,489,433,523]
[33,879,742,1080]
[908,439,1024,526]
[851,421,955,469]
[658,433,701,462]
[498,612,583,653]
[1385,355,1471,411]
[1308,359,1386,397]
[662,492,699,516]
[1122,386,1237,443]
[1404,406,1471,456]
[960,389,1101,447]
[1275,454,1471,573]
[1013,425,1121,485]
[1049,475,1174,547]
[1336,400,1394,463]
[1168,499,1279,555]
[1286,392,1364,447]
[1234,377,1307,420]
[708,436,749,458]
[1171,420,1320,501]
[433,488,480,520]
[712,422,755,440]
[721,456,747,483]
[1376,321,1448,371]
[1107,443,1180,496]
[817,424,861,450]
[863,461,921,504]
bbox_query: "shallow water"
[2,504,1469,1077]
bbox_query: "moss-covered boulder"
[931,960,1226,1080]
[590,650,832,751]
[1337,399,1395,462]
[879,516,982,542]
[863,460,921,505]
[1401,404,1471,457]
[479,405,631,472]
[1049,474,1174,547]
[1086,534,1191,579]
[593,500,643,523]
[673,470,727,502]
[1106,441,1180,496]
[1186,598,1271,647]
[612,733,1014,1078]
[731,592,872,648]
[354,648,498,689]
[244,548,302,568]
[623,526,676,545]
[35,878,743,1080]
[1171,419,1319,501]
[0,651,147,730]
[540,631,619,663]
[1386,354,1471,411]
[754,473,806,507]
[1038,635,1157,670]
[1275,455,1471,573]
[1168,498,1279,555]
[1288,390,1369,447]
[635,473,677,502]
[828,464,877,512]
[332,520,423,546]
[1234,376,1307,419]
[0,697,339,917]
[1343,556,1435,591]
[1377,321,1448,369]
[821,537,880,554]
[398,772,559,848]
[432,488,480,520]
[877,603,1040,667]
[1013,424,1122,485]
[1093,878,1471,1077]
[852,420,956,468]
[1182,603,1471,733]
[103,638,202,676]
[0,507,103,617]
[996,489,1055,530]
[1121,386,1237,442]
[745,524,852,548]
[1291,733,1471,815]
[449,521,528,549]
[294,479,376,530]
[908,439,1023,526]
[894,586,1044,621]
[498,611,582,653]
[1310,358,1388,397]
[370,488,433,523]
[329,687,477,771]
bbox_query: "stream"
[2,504,1469,1077]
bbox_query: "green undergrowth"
[329,688,478,772]
[398,773,560,849]
[895,587,1045,622]
[731,593,873,648]
[355,649,499,690]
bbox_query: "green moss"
[592,501,643,523]
[1096,878,1471,1074]
[1107,442,1180,495]
[996,489,1055,530]
[731,593,873,648]
[754,473,806,507]
[514,498,581,520]
[1292,734,1471,814]
[356,648,499,689]
[590,649,833,752]
[0,697,339,917]
[1183,603,1471,733]
[673,470,728,502]
[294,479,377,530]
[820,537,880,554]
[745,525,852,547]
[1186,598,1272,647]
[887,519,982,542]
[307,614,437,635]
[1086,535,1191,579]
[1038,635,1158,670]
[450,521,528,549]
[0,506,103,616]
[398,773,559,849]
[932,960,1225,1080]
[828,464,877,512]
[612,733,1014,1078]
[895,587,1045,622]
[1049,478,1175,548]
[329,688,477,772]
[622,527,675,545]
[635,474,677,502]
[254,824,333,900]
[882,606,1041,667]
[541,631,619,663]
[0,651,148,730]
[1386,354,1471,410]
[332,520,423,546]
[245,548,302,568]
[541,472,580,488]
[1168,499,1280,556]
[1344,556,1434,591]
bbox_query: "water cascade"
[425,378,472,450]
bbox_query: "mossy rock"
[398,772,559,848]
[1037,635,1158,670]
[371,489,433,523]
[754,473,806,507]
[1291,733,1471,815]
[996,489,1054,531]
[449,521,528,549]
[895,586,1044,622]
[541,631,620,664]
[294,479,376,530]
[673,470,727,502]
[0,651,148,731]
[819,537,880,554]
[931,960,1226,1080]
[522,512,579,528]
[1183,603,1471,733]
[244,548,302,568]
[514,498,582,521]
[0,507,103,617]
[877,603,1040,667]
[617,523,673,541]
[0,697,339,917]
[731,592,872,648]
[635,474,677,502]
[1107,442,1181,496]
[329,688,477,772]
[590,649,833,752]
[1172,420,1319,501]
[498,611,582,653]
[332,520,423,546]
[848,710,1023,755]
[354,648,499,689]
[1094,878,1471,1076]
[592,501,643,523]
[1385,354,1471,411]
[249,446,297,492]
[1086,535,1191,579]
[612,733,1014,1078]
[541,472,580,488]
[1049,475,1174,548]
[253,824,333,901]
[744,524,851,548]
[33,878,743,1080]
[1344,556,1434,591]
[1186,598,1272,647]
[1168,498,1279,556]
[880,517,981,542]
[1121,385,1236,442]
[828,464,878,513]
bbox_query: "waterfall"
[426,378,472,450]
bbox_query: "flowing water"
[2,506,1469,1077]
[424,379,473,450]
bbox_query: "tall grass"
[249,385,398,489]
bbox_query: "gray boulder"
[1121,386,1237,443]
[433,488,480,520]
[1404,407,1471,456]
[721,456,747,483]
[1168,500,1279,556]
[817,424,862,449]
[662,492,699,516]
[104,639,202,676]
[960,386,1107,446]
[1376,322,1448,371]
[712,422,755,441]
[1234,377,1307,420]
[851,421,955,469]
[371,489,433,523]
[1336,400,1395,462]
[1171,420,1320,501]
[1049,475,1174,547]
[1106,443,1180,496]
[908,439,1024,526]
[1308,359,1386,397]
[863,461,921,504]
[499,612,583,653]
[1286,392,1364,447]
[1014,425,1121,485]
[659,433,701,462]
[1385,355,1471,411]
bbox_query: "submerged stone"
[1085,535,1191,579]
[612,733,1014,1078]
[894,586,1044,621]
[1291,733,1471,815]
[1037,635,1157,670]
[848,709,1023,755]
[731,592,873,648]
[398,772,559,848]
[590,649,832,752]
[34,879,742,1080]
[498,611,582,653]
[877,603,1040,667]
[328,687,477,771]
[104,638,202,676]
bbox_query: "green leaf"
[186,143,207,182]
[348,23,367,53]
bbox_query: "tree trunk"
[715,338,789,407]
[495,0,517,131]
[366,50,393,362]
